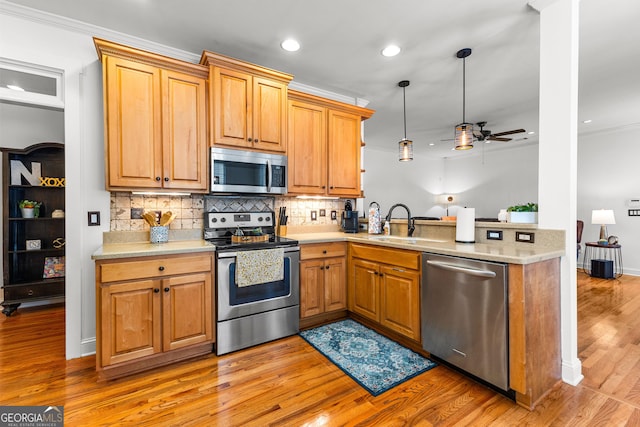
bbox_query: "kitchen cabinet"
[200,51,293,153]
[95,38,208,193]
[348,243,421,341]
[287,90,375,198]
[300,242,347,326]
[1,143,65,316]
[95,253,214,380]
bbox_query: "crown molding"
[289,80,369,108]
[0,0,200,63]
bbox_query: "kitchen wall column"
[529,0,582,387]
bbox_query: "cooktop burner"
[203,211,298,251]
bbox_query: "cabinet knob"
[330,186,334,189]
[254,139,259,143]
[247,138,253,142]
[158,266,165,271]
[325,265,330,270]
[322,250,327,254]
[164,287,170,292]
[164,177,169,182]
[379,273,384,277]
[154,288,160,293]
[155,177,161,181]
[28,289,34,296]
[322,186,326,189]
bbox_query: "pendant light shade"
[397,80,413,161]
[454,48,474,151]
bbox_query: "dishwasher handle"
[426,260,497,278]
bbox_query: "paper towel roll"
[456,208,476,243]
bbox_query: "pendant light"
[454,48,474,150]
[398,80,413,161]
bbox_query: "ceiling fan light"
[454,123,474,150]
[399,139,413,161]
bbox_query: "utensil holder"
[150,226,169,243]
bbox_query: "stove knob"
[211,218,217,223]
[265,216,271,222]
[258,217,263,222]
[221,218,226,223]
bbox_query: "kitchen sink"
[366,236,448,244]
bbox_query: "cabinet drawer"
[3,281,65,301]
[349,243,420,270]
[301,242,347,260]
[99,254,212,283]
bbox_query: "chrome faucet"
[385,203,415,237]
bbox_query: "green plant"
[19,200,41,209]
[507,202,538,212]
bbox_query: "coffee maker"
[341,200,359,233]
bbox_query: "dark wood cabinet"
[2,143,65,316]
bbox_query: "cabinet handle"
[154,288,160,293]
[164,287,170,292]
[158,266,165,271]
[155,177,161,181]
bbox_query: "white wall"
[578,125,640,276]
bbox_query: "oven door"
[216,246,300,321]
[211,147,287,194]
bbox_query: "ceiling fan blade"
[490,128,526,137]
[488,137,512,142]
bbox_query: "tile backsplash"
[110,193,351,232]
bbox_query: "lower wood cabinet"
[348,243,421,342]
[95,252,214,380]
[300,242,347,326]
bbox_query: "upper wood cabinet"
[200,51,293,153]
[94,38,208,193]
[287,90,374,198]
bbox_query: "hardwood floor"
[1,272,640,426]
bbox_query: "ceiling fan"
[473,121,526,142]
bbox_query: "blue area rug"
[299,319,437,396]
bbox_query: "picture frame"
[26,239,41,250]
[43,256,65,278]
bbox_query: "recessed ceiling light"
[381,45,401,57]
[582,119,592,124]
[280,39,300,52]
[528,131,535,135]
[484,140,491,144]
[429,143,435,146]
[6,84,24,91]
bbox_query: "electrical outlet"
[629,209,640,216]
[131,208,143,219]
[516,231,535,243]
[486,230,503,240]
[311,210,317,221]
[319,209,326,217]
[331,210,337,220]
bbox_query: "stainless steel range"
[204,211,300,355]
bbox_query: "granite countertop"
[287,231,565,265]
[92,230,564,265]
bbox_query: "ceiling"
[4,0,639,158]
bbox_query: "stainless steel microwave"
[210,147,287,194]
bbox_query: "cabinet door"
[324,257,347,312]
[104,56,162,189]
[162,272,213,351]
[327,109,361,197]
[380,265,421,341]
[287,100,327,194]
[161,70,208,191]
[253,77,287,152]
[300,259,325,318]
[212,67,252,148]
[350,258,379,322]
[101,279,162,366]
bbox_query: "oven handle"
[217,246,300,259]
[266,159,272,192]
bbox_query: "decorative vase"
[508,212,538,224]
[498,209,508,222]
[21,207,35,218]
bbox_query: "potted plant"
[19,200,41,218]
[507,202,538,224]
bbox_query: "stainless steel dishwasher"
[421,252,509,391]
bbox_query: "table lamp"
[591,209,615,245]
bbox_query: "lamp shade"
[591,209,616,225]
[399,138,413,161]
[454,123,474,150]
